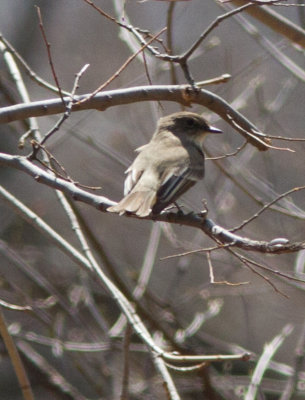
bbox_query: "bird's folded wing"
[153,167,199,212]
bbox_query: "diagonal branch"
[229,0,305,48]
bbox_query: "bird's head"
[157,111,222,144]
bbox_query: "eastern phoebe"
[108,111,222,217]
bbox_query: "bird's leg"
[158,202,185,214]
[173,202,185,214]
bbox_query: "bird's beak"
[208,125,223,134]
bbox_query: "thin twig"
[231,185,305,232]
[0,39,40,147]
[228,248,288,297]
[110,223,161,337]
[180,2,256,61]
[0,308,34,400]
[17,340,88,400]
[166,2,178,85]
[263,134,305,141]
[163,361,206,372]
[208,140,248,160]
[121,324,132,400]
[0,239,85,324]
[83,0,167,53]
[207,251,249,286]
[161,243,228,260]
[196,73,231,86]
[29,140,100,190]
[162,352,250,363]
[227,113,294,152]
[239,253,305,284]
[78,27,166,104]
[142,51,153,85]
[0,33,71,96]
[0,299,31,311]
[39,64,89,146]
[35,6,65,104]
[175,301,224,344]
[205,145,305,220]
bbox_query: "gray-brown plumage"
[107,111,222,217]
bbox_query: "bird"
[107,111,222,217]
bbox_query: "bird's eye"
[185,118,196,127]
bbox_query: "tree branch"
[0,84,270,151]
[229,0,305,48]
[1,152,304,255]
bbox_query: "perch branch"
[1,153,305,256]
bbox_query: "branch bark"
[0,84,270,151]
[230,0,305,48]
[1,152,304,255]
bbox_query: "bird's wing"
[153,165,201,213]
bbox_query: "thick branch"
[1,152,304,255]
[0,84,269,151]
[230,1,305,48]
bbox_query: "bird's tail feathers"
[107,190,156,217]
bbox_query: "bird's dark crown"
[158,111,212,135]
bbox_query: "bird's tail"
[107,190,156,217]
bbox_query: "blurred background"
[1,0,305,399]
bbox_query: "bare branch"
[229,0,305,48]
[0,84,270,151]
[1,153,305,256]
[121,324,132,400]
[245,324,294,400]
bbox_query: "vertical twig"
[166,2,178,85]
[35,6,65,104]
[39,64,89,146]
[121,324,132,400]
[0,308,34,400]
[109,223,161,336]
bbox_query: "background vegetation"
[1,1,305,399]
